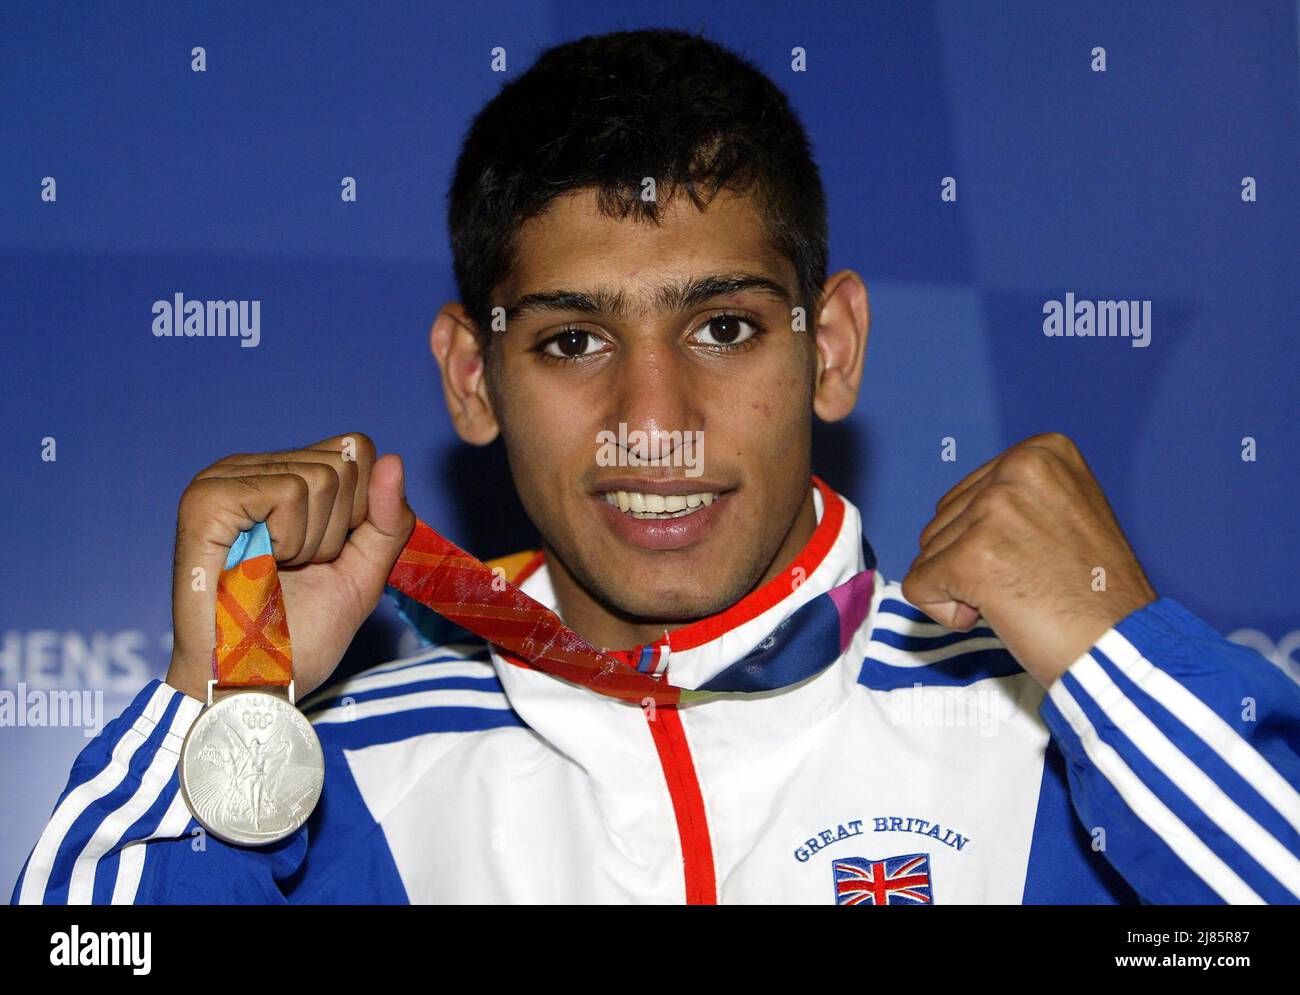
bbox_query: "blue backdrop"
[2,0,1297,891]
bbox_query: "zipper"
[645,696,717,905]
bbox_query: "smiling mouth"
[599,489,721,520]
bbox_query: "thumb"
[917,598,983,632]
[338,453,416,586]
[901,555,983,632]
[365,453,414,539]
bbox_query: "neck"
[545,487,819,652]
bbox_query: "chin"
[607,584,734,624]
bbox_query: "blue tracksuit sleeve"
[11,679,307,904]
[1039,597,1300,904]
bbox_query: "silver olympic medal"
[179,688,324,847]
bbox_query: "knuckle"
[317,451,355,484]
[1000,445,1048,479]
[278,472,310,509]
[346,431,377,462]
[334,452,360,486]
[1037,431,1077,460]
[975,540,1001,570]
[308,463,340,499]
[963,525,1007,571]
[261,460,339,499]
[1034,431,1078,460]
[178,477,217,516]
[1045,430,1075,450]
[1056,434,1082,462]
[300,460,340,492]
[900,572,921,604]
[968,484,999,513]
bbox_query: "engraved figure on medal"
[180,690,324,846]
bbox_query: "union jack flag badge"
[832,853,934,905]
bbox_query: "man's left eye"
[691,314,759,348]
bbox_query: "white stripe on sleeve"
[1070,655,1300,899]
[1048,677,1263,904]
[17,683,177,905]
[1095,628,1300,836]
[111,785,199,904]
[67,693,203,903]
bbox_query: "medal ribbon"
[385,516,877,705]
[211,521,294,688]
[211,494,876,704]
[387,519,689,705]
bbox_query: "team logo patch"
[832,853,934,905]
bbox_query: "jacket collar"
[383,477,884,778]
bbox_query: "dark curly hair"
[447,27,829,349]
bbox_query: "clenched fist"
[166,432,416,702]
[902,432,1158,689]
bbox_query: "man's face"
[486,185,817,623]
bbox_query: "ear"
[811,270,870,423]
[429,303,500,445]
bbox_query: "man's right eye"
[539,328,608,361]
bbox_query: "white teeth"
[600,490,721,519]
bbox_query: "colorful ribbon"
[211,521,293,688]
[385,517,877,704]
[213,510,876,705]
[387,519,689,705]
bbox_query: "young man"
[14,28,1300,904]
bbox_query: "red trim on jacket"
[645,704,717,904]
[493,475,843,906]
[647,475,842,652]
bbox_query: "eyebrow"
[499,272,795,326]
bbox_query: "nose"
[606,337,701,467]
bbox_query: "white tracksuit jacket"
[13,479,1300,904]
